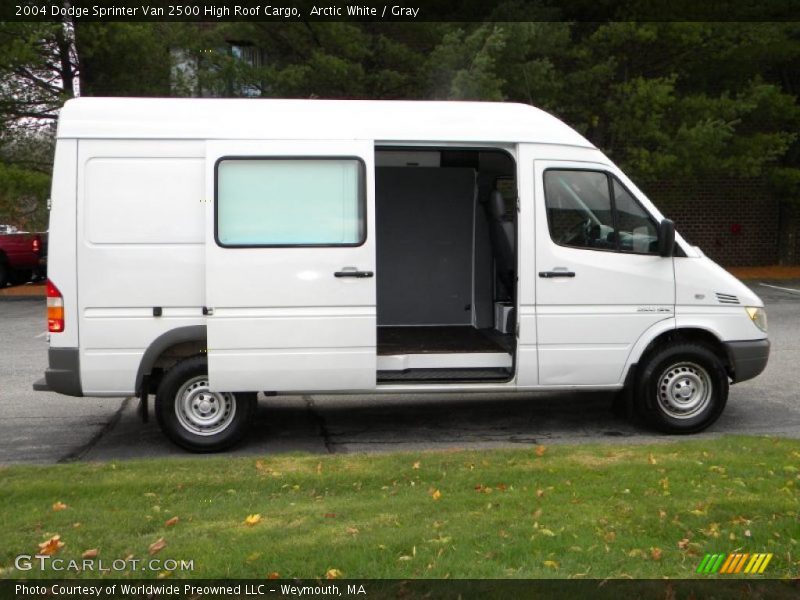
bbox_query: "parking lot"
[1,281,798,464]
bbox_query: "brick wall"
[641,178,781,267]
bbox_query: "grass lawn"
[1,435,798,580]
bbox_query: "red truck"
[0,229,47,287]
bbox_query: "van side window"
[216,158,365,247]
[544,170,658,254]
[612,179,659,254]
[544,170,616,251]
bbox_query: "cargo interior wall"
[376,167,478,326]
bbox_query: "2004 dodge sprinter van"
[33,98,770,452]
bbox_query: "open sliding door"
[205,140,376,393]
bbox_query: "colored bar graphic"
[720,554,736,573]
[696,554,712,573]
[745,554,761,573]
[724,554,740,573]
[702,553,774,575]
[711,554,726,573]
[734,553,749,573]
[758,554,773,574]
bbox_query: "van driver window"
[544,170,658,254]
[544,170,616,250]
[612,179,659,254]
[216,158,364,247]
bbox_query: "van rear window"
[215,158,365,247]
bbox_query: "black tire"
[0,260,8,288]
[635,342,728,433]
[155,355,256,452]
[10,269,33,285]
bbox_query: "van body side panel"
[76,140,206,395]
[47,140,79,349]
[514,143,537,385]
[204,140,377,393]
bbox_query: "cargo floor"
[377,326,512,355]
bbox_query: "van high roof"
[57,98,595,148]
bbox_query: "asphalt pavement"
[1,282,798,464]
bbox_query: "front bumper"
[32,347,83,396]
[725,339,770,383]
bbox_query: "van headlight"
[745,306,768,333]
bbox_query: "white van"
[33,98,770,451]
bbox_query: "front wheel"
[155,355,256,452]
[636,342,728,433]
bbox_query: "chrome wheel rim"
[174,376,236,436]
[656,361,712,419]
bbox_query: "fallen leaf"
[535,445,547,457]
[543,560,558,569]
[648,453,657,465]
[744,529,752,537]
[267,572,280,579]
[148,538,166,555]
[82,548,99,559]
[165,516,179,527]
[246,552,262,563]
[323,513,337,519]
[144,492,157,498]
[244,514,262,527]
[431,489,442,501]
[72,523,81,528]
[531,509,542,519]
[325,568,343,579]
[52,502,68,512]
[536,489,545,498]
[38,535,64,555]
[658,510,667,520]
[412,461,421,470]
[731,516,751,525]
[346,527,359,536]
[650,547,662,561]
[677,538,690,550]
[604,531,616,543]
[540,528,556,537]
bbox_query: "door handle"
[539,270,575,278]
[334,269,374,278]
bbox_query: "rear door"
[533,161,675,385]
[205,140,376,393]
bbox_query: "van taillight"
[47,279,64,333]
[32,237,40,253]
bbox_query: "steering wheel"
[560,218,592,245]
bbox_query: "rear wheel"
[636,342,728,433]
[0,261,8,287]
[155,355,256,452]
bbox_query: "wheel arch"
[135,325,207,396]
[622,322,732,387]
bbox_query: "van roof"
[57,98,595,148]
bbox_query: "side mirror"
[658,219,676,257]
